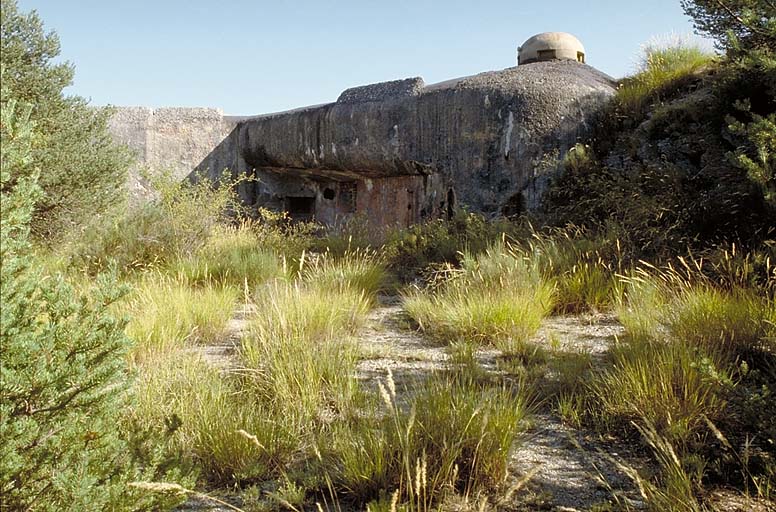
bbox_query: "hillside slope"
[543,51,776,254]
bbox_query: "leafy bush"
[545,137,711,254]
[727,100,776,205]
[547,98,775,255]
[544,31,775,256]
[248,207,318,260]
[70,170,238,274]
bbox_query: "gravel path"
[182,299,650,511]
[508,315,648,510]
[357,299,449,387]
[188,303,255,372]
[508,411,647,511]
[355,300,648,511]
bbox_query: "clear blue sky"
[18,0,710,115]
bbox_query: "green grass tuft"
[617,42,716,116]
[301,248,387,298]
[403,242,555,354]
[133,351,292,483]
[122,274,237,362]
[170,224,288,287]
[326,370,530,504]
[241,276,371,426]
[590,337,729,444]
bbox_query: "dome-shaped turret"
[518,32,586,65]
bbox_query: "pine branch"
[714,0,773,37]
[24,380,100,416]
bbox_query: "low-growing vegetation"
[170,224,288,287]
[562,262,776,508]
[404,242,555,354]
[616,38,717,117]
[325,370,531,505]
[122,275,238,363]
[3,0,775,510]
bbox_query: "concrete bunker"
[181,33,616,228]
[253,168,449,227]
[518,32,586,65]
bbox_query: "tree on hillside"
[680,0,776,52]
[681,0,776,212]
[0,0,130,241]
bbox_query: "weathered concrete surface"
[108,107,238,198]
[192,60,616,218]
[518,32,586,65]
[249,167,449,227]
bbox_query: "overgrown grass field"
[22,172,772,510]
[78,179,774,510]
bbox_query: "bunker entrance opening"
[285,196,315,220]
[447,189,455,219]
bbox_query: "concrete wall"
[108,107,237,198]
[107,60,616,227]
[192,60,616,218]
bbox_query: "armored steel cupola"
[518,32,586,65]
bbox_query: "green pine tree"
[0,99,183,511]
[0,0,130,241]
[680,0,776,53]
